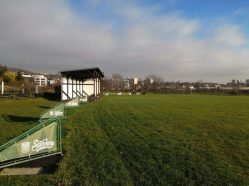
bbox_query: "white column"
[94,78,97,96]
[62,77,67,101]
[73,79,76,98]
[98,79,100,95]
[96,78,98,96]
[76,80,78,96]
[96,78,99,95]
[79,81,83,96]
[68,78,72,99]
[76,80,80,96]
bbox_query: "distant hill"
[1,65,59,78]
[7,67,35,75]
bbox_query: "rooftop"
[60,67,104,80]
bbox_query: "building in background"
[124,78,130,89]
[22,74,33,78]
[129,77,138,86]
[231,79,236,86]
[246,79,249,86]
[34,75,48,86]
[149,78,154,84]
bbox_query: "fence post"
[1,81,4,95]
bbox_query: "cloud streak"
[0,0,248,82]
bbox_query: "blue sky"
[66,0,249,46]
[1,0,249,82]
[67,0,249,47]
[68,0,249,31]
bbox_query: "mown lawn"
[0,95,249,185]
[0,98,57,145]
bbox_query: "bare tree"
[144,74,164,91]
[112,73,123,80]
[102,76,112,91]
[102,73,125,92]
[144,74,164,84]
[111,73,125,91]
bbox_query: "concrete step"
[0,167,43,176]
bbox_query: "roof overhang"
[60,67,104,80]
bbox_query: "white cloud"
[0,0,248,82]
[232,7,249,16]
[212,25,247,47]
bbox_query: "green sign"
[65,97,79,107]
[40,103,65,120]
[0,119,61,168]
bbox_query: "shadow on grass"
[2,115,39,123]
[36,105,51,109]
[61,128,70,139]
[42,92,61,101]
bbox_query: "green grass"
[0,95,249,185]
[0,98,57,145]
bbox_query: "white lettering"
[31,139,54,152]
[49,110,63,116]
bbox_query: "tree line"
[0,65,24,85]
[102,73,164,92]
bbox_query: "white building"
[149,78,154,84]
[34,75,48,86]
[124,78,130,89]
[60,68,104,101]
[132,77,138,85]
[22,74,33,78]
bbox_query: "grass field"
[0,95,248,185]
[0,98,57,145]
